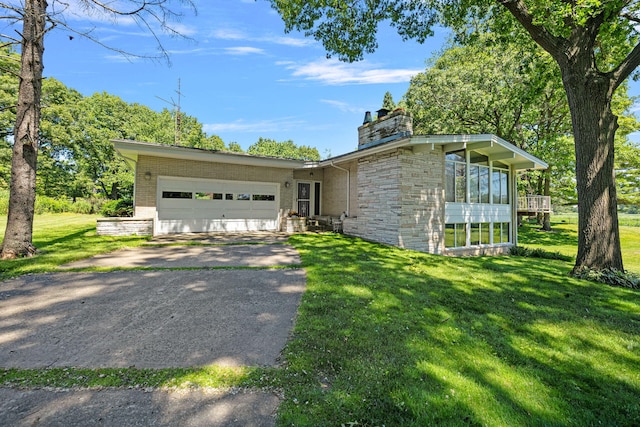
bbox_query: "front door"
[297,182,310,217]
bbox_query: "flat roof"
[114,132,548,172]
[321,134,548,171]
[112,139,310,169]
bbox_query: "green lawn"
[0,214,639,426]
[519,219,640,274]
[0,214,149,280]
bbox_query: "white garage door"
[156,177,280,234]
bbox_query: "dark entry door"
[297,182,310,217]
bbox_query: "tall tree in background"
[268,0,640,274]
[403,34,573,231]
[0,0,195,259]
[381,91,396,111]
[248,137,321,160]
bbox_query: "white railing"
[518,195,552,213]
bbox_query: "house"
[111,109,548,256]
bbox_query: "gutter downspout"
[330,162,350,216]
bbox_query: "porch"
[517,195,552,215]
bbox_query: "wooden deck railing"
[517,195,552,214]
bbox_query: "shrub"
[70,199,94,214]
[35,196,73,214]
[100,198,133,217]
[572,267,639,290]
[510,245,573,261]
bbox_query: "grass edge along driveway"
[1,215,639,426]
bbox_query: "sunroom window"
[492,163,509,205]
[445,150,466,203]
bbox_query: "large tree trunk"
[1,0,47,259]
[561,67,624,273]
[542,168,551,231]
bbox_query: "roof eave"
[112,139,310,169]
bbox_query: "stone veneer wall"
[346,149,403,247]
[134,155,294,217]
[398,145,445,254]
[343,145,445,254]
[96,217,153,236]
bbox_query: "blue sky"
[39,0,448,158]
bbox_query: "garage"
[156,177,280,234]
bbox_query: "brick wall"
[322,159,358,217]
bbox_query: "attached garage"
[156,177,280,234]
[113,139,309,235]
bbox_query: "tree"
[381,91,396,111]
[226,142,244,153]
[247,137,321,160]
[268,0,640,273]
[0,0,195,259]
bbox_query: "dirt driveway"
[0,234,306,426]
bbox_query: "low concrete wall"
[97,217,154,236]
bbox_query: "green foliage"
[247,137,320,160]
[572,267,640,290]
[509,245,573,261]
[226,142,244,153]
[100,198,134,217]
[381,91,396,110]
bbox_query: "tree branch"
[610,41,640,91]
[496,0,567,61]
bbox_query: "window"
[162,191,192,199]
[225,193,233,200]
[492,166,509,205]
[252,194,275,201]
[445,150,466,203]
[470,165,490,203]
[470,223,490,245]
[195,192,223,200]
[493,222,510,244]
[237,193,250,201]
[445,223,467,248]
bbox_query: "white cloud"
[204,117,306,134]
[209,28,313,48]
[281,58,421,85]
[320,99,361,114]
[224,46,266,56]
[210,28,248,40]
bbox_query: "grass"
[518,218,640,274]
[0,214,149,280]
[274,234,640,425]
[1,214,639,425]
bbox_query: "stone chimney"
[357,109,413,149]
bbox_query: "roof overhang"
[112,139,310,170]
[320,134,548,171]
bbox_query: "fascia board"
[112,139,308,169]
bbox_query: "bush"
[100,198,133,217]
[35,196,73,214]
[572,267,640,290]
[510,245,573,261]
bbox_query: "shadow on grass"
[279,233,640,426]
